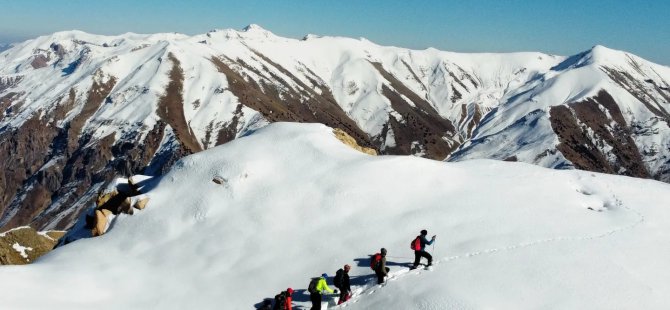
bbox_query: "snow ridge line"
[339,186,645,308]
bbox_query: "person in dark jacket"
[412,229,436,269]
[335,264,352,304]
[272,291,286,310]
[259,299,272,310]
[375,248,390,284]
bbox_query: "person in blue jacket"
[411,229,436,269]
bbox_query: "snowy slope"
[449,45,670,180]
[0,123,668,309]
[1,25,669,233]
[0,25,562,150]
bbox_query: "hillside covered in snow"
[0,123,668,309]
[0,25,668,232]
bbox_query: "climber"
[334,264,352,304]
[372,248,390,284]
[308,273,337,310]
[411,229,436,269]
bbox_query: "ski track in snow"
[333,180,645,309]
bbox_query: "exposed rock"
[119,197,133,215]
[97,190,119,208]
[0,114,59,229]
[333,128,377,155]
[91,210,108,237]
[371,62,458,159]
[0,226,64,265]
[30,54,49,69]
[96,188,133,215]
[550,90,650,178]
[157,53,203,154]
[133,197,149,210]
[212,176,226,185]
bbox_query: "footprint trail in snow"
[333,180,645,309]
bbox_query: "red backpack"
[370,253,382,270]
[410,236,421,251]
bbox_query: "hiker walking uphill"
[308,273,337,310]
[371,248,390,284]
[411,229,436,269]
[334,264,352,305]
[272,288,293,310]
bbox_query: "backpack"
[411,236,422,251]
[370,253,382,270]
[307,278,319,294]
[273,292,287,310]
[334,269,343,288]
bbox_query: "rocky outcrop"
[133,197,150,210]
[333,128,377,155]
[91,209,112,237]
[81,176,152,238]
[0,226,65,265]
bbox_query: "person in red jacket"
[284,288,294,310]
[272,288,293,310]
[411,229,436,269]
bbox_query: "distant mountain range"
[0,25,668,231]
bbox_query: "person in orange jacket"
[284,288,294,310]
[272,288,293,310]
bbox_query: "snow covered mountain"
[0,25,669,231]
[0,43,11,53]
[1,123,669,309]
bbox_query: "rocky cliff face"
[0,27,668,231]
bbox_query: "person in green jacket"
[308,273,337,310]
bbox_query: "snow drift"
[0,123,668,309]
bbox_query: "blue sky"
[1,0,668,64]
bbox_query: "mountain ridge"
[0,26,668,231]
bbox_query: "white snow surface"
[0,123,669,309]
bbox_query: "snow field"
[0,123,668,309]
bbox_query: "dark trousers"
[413,250,432,267]
[376,267,390,284]
[337,289,350,304]
[310,292,322,310]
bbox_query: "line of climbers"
[260,230,436,310]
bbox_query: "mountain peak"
[551,44,631,71]
[242,24,267,32]
[587,44,628,63]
